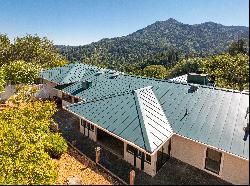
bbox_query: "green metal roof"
[39,63,100,84]
[54,69,165,101]
[153,83,249,159]
[168,74,188,83]
[65,86,173,153]
[65,81,249,158]
[42,63,249,159]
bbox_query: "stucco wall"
[162,140,170,154]
[171,135,206,170]
[123,143,157,176]
[221,153,249,185]
[170,134,249,185]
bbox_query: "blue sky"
[0,0,249,45]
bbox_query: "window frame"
[89,123,95,131]
[204,148,222,175]
[145,154,151,164]
[127,144,138,155]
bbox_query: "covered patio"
[96,128,124,158]
[53,109,230,185]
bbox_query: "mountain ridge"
[57,18,249,67]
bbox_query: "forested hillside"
[57,18,249,69]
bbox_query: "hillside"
[57,18,249,68]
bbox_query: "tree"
[0,68,5,92]
[142,65,167,79]
[165,58,205,79]
[2,60,41,84]
[0,34,67,68]
[0,34,11,66]
[0,101,57,184]
[11,35,68,68]
[204,53,249,90]
[228,39,248,56]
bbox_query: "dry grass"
[54,146,122,185]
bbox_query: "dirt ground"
[54,146,122,185]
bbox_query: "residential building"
[39,63,249,185]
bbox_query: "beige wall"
[170,134,249,185]
[221,153,249,185]
[162,139,170,155]
[171,135,206,170]
[123,142,157,176]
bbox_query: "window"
[137,151,142,159]
[145,154,151,164]
[81,119,94,131]
[205,148,222,174]
[80,119,86,127]
[89,123,94,131]
[127,144,137,154]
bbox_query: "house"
[39,63,249,185]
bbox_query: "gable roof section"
[64,86,173,153]
[134,86,173,151]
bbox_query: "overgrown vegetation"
[0,86,67,185]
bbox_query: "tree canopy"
[2,60,41,84]
[142,65,167,79]
[0,34,68,86]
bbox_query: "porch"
[53,109,230,185]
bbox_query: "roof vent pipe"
[82,81,92,89]
[188,84,199,93]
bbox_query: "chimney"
[82,81,92,89]
[187,73,209,85]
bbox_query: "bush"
[44,132,68,159]
[0,101,59,184]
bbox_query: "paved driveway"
[53,109,230,185]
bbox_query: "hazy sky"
[0,0,249,45]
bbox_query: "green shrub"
[0,101,59,185]
[44,132,68,159]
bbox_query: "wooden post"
[95,147,101,164]
[130,170,135,185]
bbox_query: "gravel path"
[53,109,230,185]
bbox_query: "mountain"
[57,18,249,68]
